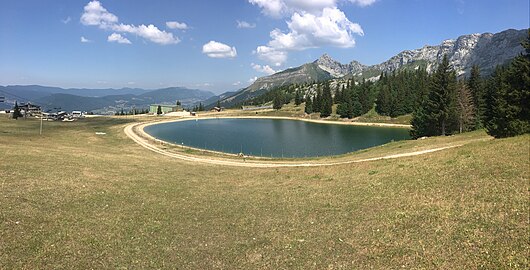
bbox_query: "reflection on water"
[144,118,410,158]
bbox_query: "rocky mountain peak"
[315,54,366,78]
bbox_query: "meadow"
[0,115,527,269]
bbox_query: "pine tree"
[411,54,458,137]
[176,100,181,106]
[336,86,352,118]
[12,101,22,119]
[156,105,162,115]
[273,92,283,110]
[313,86,322,113]
[467,65,484,129]
[304,95,313,114]
[294,90,302,106]
[320,81,333,117]
[485,30,530,137]
[456,80,475,133]
[375,84,391,116]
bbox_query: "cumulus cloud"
[80,0,118,26]
[81,1,179,45]
[166,21,189,30]
[250,0,365,66]
[202,41,237,58]
[107,33,131,44]
[248,76,258,83]
[251,63,277,75]
[80,36,92,43]
[248,0,286,18]
[255,46,288,66]
[249,0,376,17]
[236,20,256,29]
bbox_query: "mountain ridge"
[214,28,527,108]
[0,85,215,113]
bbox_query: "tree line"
[239,31,529,139]
[411,31,529,139]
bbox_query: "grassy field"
[0,115,528,269]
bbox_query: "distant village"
[1,99,225,121]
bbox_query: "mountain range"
[213,28,527,108]
[0,86,215,113]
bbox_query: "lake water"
[144,118,410,158]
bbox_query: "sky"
[0,0,528,94]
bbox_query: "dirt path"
[123,119,473,168]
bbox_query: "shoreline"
[124,120,464,167]
[121,116,477,168]
[138,115,411,159]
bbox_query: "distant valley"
[0,85,215,114]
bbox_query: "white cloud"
[107,33,131,44]
[62,16,71,24]
[251,63,276,75]
[236,20,256,29]
[248,0,286,18]
[255,46,288,66]
[253,5,363,66]
[166,21,189,30]
[80,0,118,26]
[202,41,237,58]
[248,76,258,83]
[80,36,92,43]
[232,81,242,86]
[81,1,179,45]
[249,0,376,17]
[349,0,377,7]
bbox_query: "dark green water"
[144,118,410,158]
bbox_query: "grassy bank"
[0,116,528,269]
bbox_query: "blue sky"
[0,0,528,94]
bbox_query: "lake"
[144,118,410,158]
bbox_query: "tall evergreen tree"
[156,105,162,115]
[411,54,458,137]
[313,86,322,113]
[273,92,283,110]
[320,81,333,117]
[485,30,530,137]
[467,65,484,129]
[12,101,21,119]
[294,90,302,106]
[304,95,313,114]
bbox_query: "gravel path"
[123,119,468,168]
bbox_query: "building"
[149,104,183,114]
[18,103,41,116]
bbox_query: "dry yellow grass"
[0,115,528,269]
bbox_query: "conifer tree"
[304,95,313,114]
[467,65,484,129]
[273,92,283,110]
[485,30,530,137]
[156,105,162,115]
[12,101,22,119]
[313,86,322,113]
[294,90,302,106]
[320,81,333,117]
[411,54,457,137]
